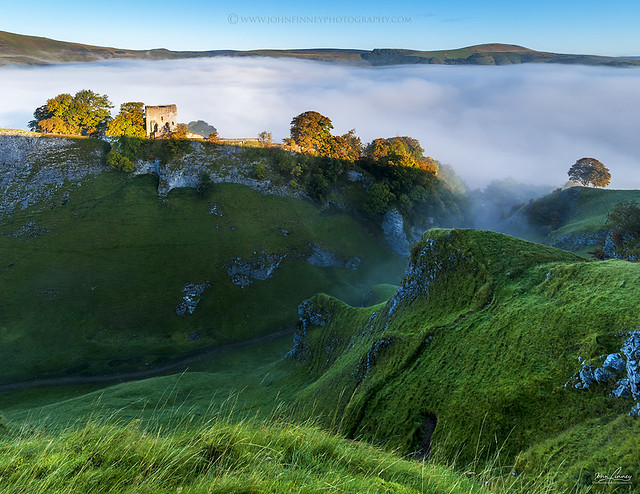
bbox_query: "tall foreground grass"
[0,409,592,494]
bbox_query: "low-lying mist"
[1,58,639,188]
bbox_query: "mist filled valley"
[1,53,640,493]
[3,57,640,188]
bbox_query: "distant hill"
[1,30,639,67]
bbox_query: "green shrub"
[106,150,134,172]
[253,162,268,180]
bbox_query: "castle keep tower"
[145,104,177,138]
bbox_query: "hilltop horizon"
[2,30,639,67]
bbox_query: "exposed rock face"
[306,244,360,270]
[6,221,52,238]
[548,231,606,251]
[381,209,410,256]
[571,331,640,415]
[286,298,331,360]
[353,336,395,383]
[385,233,473,319]
[0,134,104,218]
[226,251,286,288]
[622,331,640,399]
[175,282,210,315]
[602,230,625,260]
[133,144,305,199]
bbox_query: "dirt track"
[0,329,294,393]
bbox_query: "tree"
[258,131,273,147]
[171,123,190,140]
[364,182,396,216]
[606,200,640,260]
[207,132,221,146]
[365,136,424,162]
[106,102,146,138]
[607,200,640,238]
[327,129,362,161]
[30,90,112,136]
[567,158,611,188]
[37,116,70,135]
[289,111,334,155]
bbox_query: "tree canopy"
[289,111,334,155]
[567,158,611,188]
[30,90,113,137]
[106,102,146,138]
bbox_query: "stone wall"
[145,104,177,138]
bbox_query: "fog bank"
[1,58,639,188]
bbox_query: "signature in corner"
[594,467,633,485]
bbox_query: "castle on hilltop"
[145,104,177,138]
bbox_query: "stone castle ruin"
[145,104,177,138]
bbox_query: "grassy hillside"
[0,158,406,385]
[507,186,640,256]
[2,228,638,491]
[285,229,640,488]
[2,30,639,67]
[0,326,582,493]
[361,45,640,66]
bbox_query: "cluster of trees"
[29,90,113,136]
[28,91,220,171]
[284,111,449,218]
[286,111,361,161]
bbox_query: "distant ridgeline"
[1,30,639,67]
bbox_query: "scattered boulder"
[306,244,360,270]
[571,331,640,415]
[175,281,210,315]
[226,251,286,287]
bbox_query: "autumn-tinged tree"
[106,102,146,138]
[567,158,611,188]
[289,111,334,155]
[328,129,362,161]
[170,123,190,140]
[29,90,113,136]
[365,136,424,161]
[36,116,70,135]
[207,132,221,146]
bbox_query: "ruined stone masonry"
[145,104,177,138]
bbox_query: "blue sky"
[2,0,639,55]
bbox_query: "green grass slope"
[0,333,573,494]
[0,164,405,385]
[507,186,640,256]
[286,229,640,487]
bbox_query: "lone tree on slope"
[567,157,611,188]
